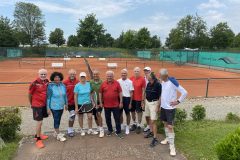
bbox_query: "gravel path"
[19,97,240,135]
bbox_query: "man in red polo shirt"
[99,70,123,139]
[28,69,49,149]
[130,67,146,134]
[63,69,79,137]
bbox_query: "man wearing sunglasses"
[28,69,49,149]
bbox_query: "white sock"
[168,133,175,147]
[137,123,141,127]
[68,127,73,133]
[133,121,137,125]
[147,125,150,129]
[164,127,169,141]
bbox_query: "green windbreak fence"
[7,49,22,57]
[137,51,151,59]
[160,51,240,69]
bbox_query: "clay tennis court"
[0,57,240,106]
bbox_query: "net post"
[205,78,210,98]
[18,58,21,68]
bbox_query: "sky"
[1,0,240,43]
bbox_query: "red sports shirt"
[100,80,122,108]
[130,76,146,101]
[29,78,49,108]
[63,77,79,105]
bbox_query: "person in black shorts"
[90,70,104,138]
[63,69,79,137]
[159,68,188,156]
[74,72,98,136]
[130,67,146,134]
[28,69,49,149]
[117,69,134,135]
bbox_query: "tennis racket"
[78,101,94,113]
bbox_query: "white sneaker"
[57,134,66,142]
[160,138,168,145]
[87,129,98,135]
[80,129,85,136]
[125,126,130,135]
[144,126,150,132]
[99,129,104,138]
[53,131,57,138]
[170,145,176,156]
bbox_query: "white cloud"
[28,0,152,19]
[197,0,240,34]
[198,0,226,10]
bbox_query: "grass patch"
[175,120,239,160]
[0,136,21,160]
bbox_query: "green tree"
[67,35,79,47]
[0,16,19,47]
[104,33,114,47]
[232,33,240,48]
[165,14,209,49]
[98,33,114,47]
[49,28,65,47]
[14,2,45,46]
[122,30,137,49]
[15,30,30,46]
[210,22,235,49]
[150,35,161,48]
[114,31,124,48]
[77,13,105,47]
[136,27,152,49]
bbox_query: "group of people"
[28,66,187,156]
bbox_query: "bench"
[99,58,106,61]
[75,55,81,58]
[63,57,71,61]
[52,63,63,68]
[89,56,94,58]
[107,63,117,69]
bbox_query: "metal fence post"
[206,78,210,98]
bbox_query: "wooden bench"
[99,58,106,61]
[63,57,71,61]
[52,63,63,68]
[107,63,117,69]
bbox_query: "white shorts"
[145,100,159,120]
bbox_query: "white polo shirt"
[117,78,134,97]
[161,77,187,110]
[144,76,149,87]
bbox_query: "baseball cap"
[144,67,151,71]
[79,72,87,77]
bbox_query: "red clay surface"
[0,57,240,106]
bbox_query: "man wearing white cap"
[159,68,188,156]
[143,66,151,133]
